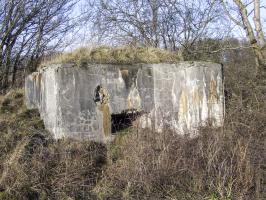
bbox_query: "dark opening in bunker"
[111,110,143,133]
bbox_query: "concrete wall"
[25,62,224,142]
[138,62,224,135]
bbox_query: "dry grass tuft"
[0,89,24,114]
[41,46,181,67]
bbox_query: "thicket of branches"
[88,0,225,52]
[0,0,78,93]
[87,0,265,67]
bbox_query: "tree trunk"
[254,0,266,47]
[233,0,266,69]
[150,0,159,47]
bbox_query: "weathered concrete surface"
[25,62,224,142]
[138,62,224,135]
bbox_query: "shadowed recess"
[111,110,143,133]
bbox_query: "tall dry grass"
[94,125,263,199]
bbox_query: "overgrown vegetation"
[41,46,182,67]
[0,47,265,200]
[1,0,265,198]
[0,90,107,199]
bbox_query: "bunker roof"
[41,46,182,67]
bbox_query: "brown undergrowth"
[94,125,264,200]
[0,90,107,200]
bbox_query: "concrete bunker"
[25,62,224,142]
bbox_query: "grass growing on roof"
[42,46,181,67]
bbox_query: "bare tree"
[88,0,161,46]
[87,0,224,57]
[0,0,78,92]
[161,0,224,57]
[222,0,266,69]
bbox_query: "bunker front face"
[25,62,224,142]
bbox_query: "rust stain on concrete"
[210,78,218,103]
[97,87,111,137]
[192,88,203,106]
[127,98,133,109]
[99,104,111,137]
[37,73,42,90]
[179,89,188,120]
